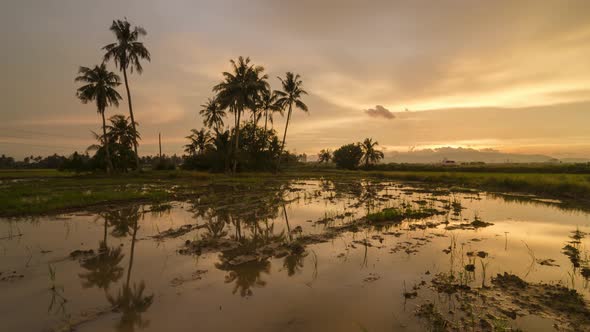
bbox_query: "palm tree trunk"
[126,218,139,288]
[253,111,258,150]
[101,111,114,175]
[283,204,292,242]
[277,103,292,169]
[103,218,108,246]
[122,67,140,171]
[232,107,242,173]
[235,108,242,150]
[263,108,269,149]
[226,106,237,174]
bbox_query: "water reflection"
[107,281,154,332]
[282,250,306,277]
[216,258,271,297]
[88,206,155,331]
[112,210,153,331]
[8,179,590,332]
[101,206,142,238]
[79,243,124,290]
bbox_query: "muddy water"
[1,179,590,331]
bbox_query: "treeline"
[316,138,385,170]
[0,154,69,169]
[180,57,308,172]
[314,141,590,174]
[0,153,183,171]
[366,162,590,174]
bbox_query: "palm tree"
[318,149,332,163]
[213,56,269,171]
[360,138,384,167]
[107,115,140,149]
[276,72,308,165]
[259,89,282,135]
[103,18,151,170]
[75,64,122,174]
[184,129,212,155]
[87,115,140,172]
[199,97,225,130]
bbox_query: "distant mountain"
[382,147,568,164]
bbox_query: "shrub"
[333,143,363,169]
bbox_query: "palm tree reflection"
[216,258,271,297]
[106,207,154,332]
[102,206,142,238]
[79,212,127,290]
[107,281,154,331]
[282,251,306,276]
[79,242,124,290]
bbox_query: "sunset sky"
[1,0,590,159]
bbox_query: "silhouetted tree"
[103,18,151,170]
[200,97,226,130]
[276,72,308,166]
[75,64,122,174]
[213,56,269,172]
[184,128,212,156]
[258,88,282,144]
[89,115,140,171]
[333,143,363,170]
[360,138,384,167]
[318,149,332,163]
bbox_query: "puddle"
[2,179,590,331]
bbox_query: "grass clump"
[366,206,442,223]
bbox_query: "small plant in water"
[47,264,68,316]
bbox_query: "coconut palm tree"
[184,129,212,155]
[75,64,122,174]
[259,89,282,134]
[276,72,308,165]
[103,18,151,170]
[199,97,225,130]
[360,138,384,167]
[318,149,332,163]
[87,115,140,172]
[213,56,268,171]
[107,114,140,149]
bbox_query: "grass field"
[2,167,590,217]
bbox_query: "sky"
[1,0,590,159]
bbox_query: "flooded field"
[2,179,590,331]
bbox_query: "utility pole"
[158,132,162,160]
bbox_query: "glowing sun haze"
[1,0,590,159]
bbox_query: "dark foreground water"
[1,179,589,331]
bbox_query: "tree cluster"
[330,138,384,169]
[183,56,308,172]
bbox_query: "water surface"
[1,179,589,331]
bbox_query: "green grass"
[0,170,208,216]
[364,171,590,200]
[0,169,75,179]
[366,206,443,223]
[288,165,590,200]
[2,167,590,217]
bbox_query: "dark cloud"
[365,105,395,119]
